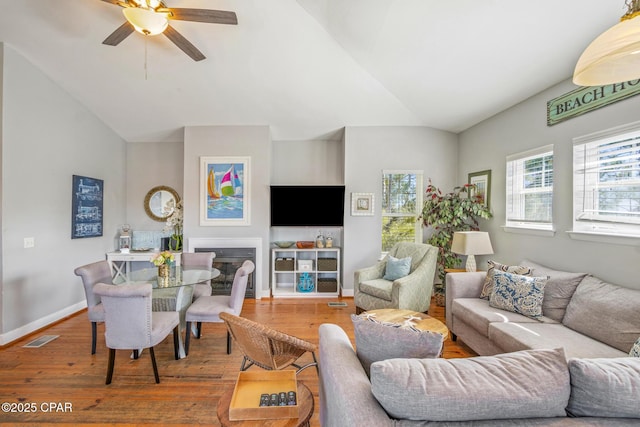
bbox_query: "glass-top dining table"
[113,266,221,359]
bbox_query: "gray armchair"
[74,260,114,354]
[354,242,438,314]
[94,282,180,384]
[185,260,255,355]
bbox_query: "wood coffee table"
[363,308,449,339]
[217,381,314,427]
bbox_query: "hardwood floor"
[0,297,476,426]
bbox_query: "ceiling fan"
[100,0,238,61]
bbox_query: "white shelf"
[271,247,340,298]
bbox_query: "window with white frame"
[506,145,554,230]
[381,170,423,252]
[573,123,640,237]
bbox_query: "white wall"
[459,79,640,289]
[0,45,127,343]
[342,126,458,294]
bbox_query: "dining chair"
[74,260,114,355]
[219,312,318,375]
[184,260,255,355]
[94,282,180,384]
[180,252,215,300]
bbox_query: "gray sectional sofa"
[316,260,640,426]
[445,259,640,358]
[318,323,640,426]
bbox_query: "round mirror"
[144,186,180,222]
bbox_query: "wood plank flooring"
[0,297,476,426]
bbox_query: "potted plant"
[421,180,492,302]
[163,199,183,251]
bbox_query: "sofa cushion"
[480,260,533,299]
[567,357,640,418]
[563,275,640,353]
[370,348,570,422]
[358,279,392,301]
[489,322,629,359]
[489,271,547,319]
[452,298,546,338]
[520,260,587,322]
[631,337,640,357]
[351,314,443,376]
[383,256,411,281]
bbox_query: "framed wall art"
[200,156,250,226]
[468,169,491,208]
[351,192,374,216]
[71,175,104,239]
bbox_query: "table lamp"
[450,231,493,272]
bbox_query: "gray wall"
[183,126,272,295]
[126,141,184,231]
[342,126,458,294]
[459,79,640,289]
[0,45,126,344]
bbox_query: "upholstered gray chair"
[74,260,114,354]
[181,252,215,300]
[94,282,180,385]
[185,260,255,355]
[354,242,438,314]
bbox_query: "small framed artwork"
[71,175,104,239]
[351,193,374,216]
[200,156,250,226]
[468,169,491,208]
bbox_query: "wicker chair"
[219,312,318,375]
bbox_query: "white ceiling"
[0,0,625,142]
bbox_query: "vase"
[169,234,183,251]
[158,264,169,278]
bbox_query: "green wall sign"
[547,79,640,126]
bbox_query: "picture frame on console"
[199,156,250,226]
[351,192,374,216]
[468,169,491,209]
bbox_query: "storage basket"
[317,258,337,271]
[275,258,294,271]
[317,278,337,293]
[434,291,445,307]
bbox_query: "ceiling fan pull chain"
[144,37,148,80]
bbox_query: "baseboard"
[0,301,86,346]
[341,287,354,297]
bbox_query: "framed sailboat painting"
[199,156,251,226]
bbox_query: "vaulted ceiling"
[0,0,624,142]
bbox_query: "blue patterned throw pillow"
[631,337,640,357]
[489,270,548,318]
[383,256,411,281]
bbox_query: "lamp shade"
[123,7,169,36]
[451,231,494,255]
[451,231,493,272]
[573,14,640,86]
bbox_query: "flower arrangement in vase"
[151,251,175,278]
[163,199,183,251]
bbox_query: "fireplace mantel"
[187,237,263,299]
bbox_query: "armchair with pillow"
[354,242,438,314]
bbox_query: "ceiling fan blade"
[102,22,135,46]
[163,8,238,25]
[163,25,206,61]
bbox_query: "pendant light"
[573,0,640,86]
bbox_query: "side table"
[217,381,314,427]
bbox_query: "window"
[381,171,423,252]
[506,145,554,231]
[573,123,640,237]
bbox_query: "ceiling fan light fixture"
[573,1,640,86]
[123,7,168,36]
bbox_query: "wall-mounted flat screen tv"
[270,185,345,227]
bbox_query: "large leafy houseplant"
[421,180,492,284]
